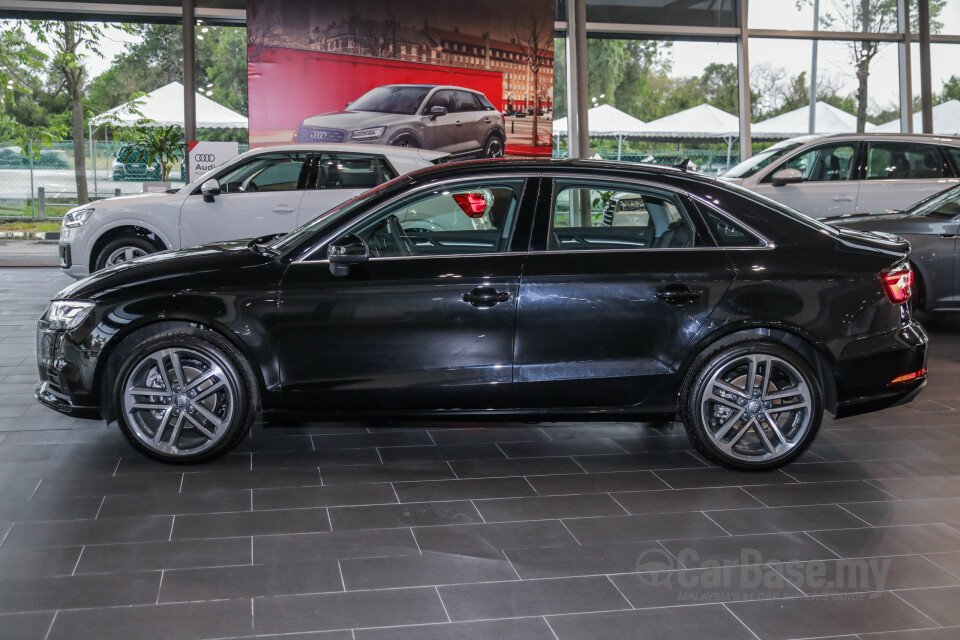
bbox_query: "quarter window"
[701,207,763,247]
[343,179,524,258]
[547,183,697,250]
[866,142,944,180]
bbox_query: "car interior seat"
[890,154,911,179]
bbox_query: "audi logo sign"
[187,142,240,183]
[311,130,328,140]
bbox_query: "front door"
[421,90,466,154]
[278,176,533,412]
[755,141,860,218]
[179,152,309,247]
[513,179,735,408]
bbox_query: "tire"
[112,325,256,463]
[483,134,504,158]
[94,236,157,271]
[680,340,822,471]
[390,134,421,148]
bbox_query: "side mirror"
[772,168,803,187]
[327,233,369,276]
[201,178,221,202]
[429,105,447,120]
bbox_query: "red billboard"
[247,0,554,157]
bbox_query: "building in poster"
[248,0,553,155]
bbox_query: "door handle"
[832,196,854,202]
[463,287,510,308]
[272,205,295,214]
[654,285,703,304]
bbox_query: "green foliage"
[940,75,960,104]
[134,125,183,181]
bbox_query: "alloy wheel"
[121,347,236,457]
[105,246,148,266]
[699,354,813,463]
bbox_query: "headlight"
[352,127,385,140]
[63,207,94,228]
[45,300,94,331]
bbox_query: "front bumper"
[833,319,928,418]
[35,323,101,420]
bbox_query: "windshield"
[268,178,409,253]
[349,86,431,115]
[905,185,960,219]
[722,142,805,179]
[718,178,838,235]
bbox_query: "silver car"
[58,144,445,279]
[722,133,960,218]
[296,84,506,159]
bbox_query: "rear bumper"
[832,320,928,419]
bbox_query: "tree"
[135,125,183,182]
[800,0,944,132]
[513,13,553,146]
[0,20,128,203]
[940,75,960,104]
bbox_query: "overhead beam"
[0,1,245,24]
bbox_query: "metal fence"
[0,140,249,219]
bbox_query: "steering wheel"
[385,215,412,256]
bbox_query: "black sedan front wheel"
[113,325,256,463]
[682,341,822,470]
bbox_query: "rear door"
[754,141,860,218]
[856,141,959,213]
[513,177,735,408]
[179,152,308,247]
[454,90,487,154]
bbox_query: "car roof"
[241,143,448,161]
[400,157,723,189]
[778,132,960,144]
[377,84,481,93]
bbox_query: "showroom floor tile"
[3,267,960,639]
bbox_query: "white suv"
[58,144,446,279]
[721,133,960,218]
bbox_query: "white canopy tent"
[634,104,740,169]
[553,104,646,160]
[92,82,248,129]
[752,101,873,140]
[873,100,960,135]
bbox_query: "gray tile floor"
[1,267,960,639]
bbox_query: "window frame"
[760,141,862,185]
[529,175,715,253]
[864,140,950,181]
[191,151,311,195]
[296,174,538,263]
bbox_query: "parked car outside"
[0,146,69,168]
[826,183,960,313]
[721,133,960,218]
[37,159,926,470]
[112,144,162,182]
[58,143,446,278]
[296,84,506,159]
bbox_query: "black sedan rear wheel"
[113,326,256,463]
[681,341,822,470]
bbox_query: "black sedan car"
[825,183,960,313]
[36,159,928,470]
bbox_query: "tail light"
[881,268,913,304]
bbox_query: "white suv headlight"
[45,300,95,331]
[63,207,95,228]
[352,127,386,140]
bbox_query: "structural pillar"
[183,0,197,180]
[918,0,933,133]
[736,0,752,160]
[897,0,913,133]
[565,0,589,158]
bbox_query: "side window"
[701,206,763,247]
[345,179,524,258]
[548,183,696,250]
[310,153,397,190]
[774,143,857,182]
[425,90,457,113]
[214,153,307,193]
[945,147,960,176]
[867,142,944,180]
[455,91,481,112]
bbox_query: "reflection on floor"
[2,268,960,639]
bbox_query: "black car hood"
[56,241,275,302]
